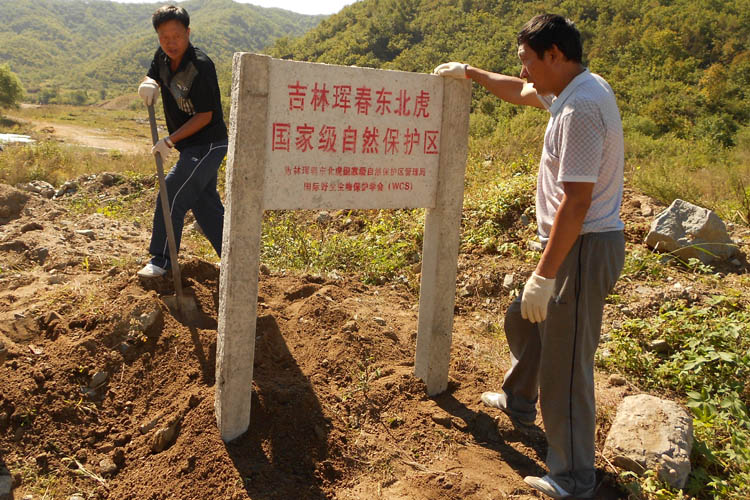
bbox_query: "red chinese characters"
[287,82,432,119]
[271,122,439,156]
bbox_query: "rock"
[99,457,117,475]
[526,239,543,252]
[640,204,654,217]
[645,199,737,264]
[603,394,693,489]
[75,229,96,239]
[451,417,469,431]
[316,211,332,225]
[648,339,669,353]
[151,418,180,453]
[430,411,452,428]
[342,320,358,333]
[608,374,627,386]
[20,222,43,233]
[259,263,270,275]
[99,173,116,186]
[47,274,68,285]
[28,247,49,264]
[373,317,386,326]
[0,184,29,223]
[136,305,163,337]
[54,180,78,198]
[17,180,55,199]
[68,494,85,500]
[502,273,515,291]
[89,371,108,389]
[520,214,530,226]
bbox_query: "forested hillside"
[271,0,750,148]
[0,0,325,101]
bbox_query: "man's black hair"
[152,5,190,31]
[518,14,582,63]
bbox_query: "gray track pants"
[502,231,625,495]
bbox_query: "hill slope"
[0,0,325,99]
[270,0,750,146]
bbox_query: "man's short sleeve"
[558,103,604,183]
[188,62,220,114]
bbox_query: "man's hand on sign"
[151,137,171,160]
[433,62,468,79]
[521,272,556,324]
[138,77,160,106]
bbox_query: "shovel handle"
[147,104,185,308]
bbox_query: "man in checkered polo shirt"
[434,13,625,499]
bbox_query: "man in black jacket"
[137,4,227,277]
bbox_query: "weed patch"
[602,298,750,499]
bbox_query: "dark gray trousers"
[502,231,625,495]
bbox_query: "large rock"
[645,199,737,264]
[603,394,693,489]
[0,184,29,224]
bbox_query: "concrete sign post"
[216,53,470,442]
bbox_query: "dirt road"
[7,110,150,153]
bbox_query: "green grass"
[624,125,750,225]
[601,295,750,499]
[260,209,423,285]
[0,140,155,187]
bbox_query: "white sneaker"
[523,475,594,499]
[137,263,167,278]
[480,391,535,427]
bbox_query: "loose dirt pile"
[0,176,747,499]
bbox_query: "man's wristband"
[165,137,174,148]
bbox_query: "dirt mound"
[0,185,29,224]
[2,178,748,499]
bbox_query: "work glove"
[433,62,468,79]
[151,138,171,160]
[138,77,160,106]
[521,272,556,324]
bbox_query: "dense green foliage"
[0,0,324,100]
[269,0,750,222]
[0,64,24,110]
[271,0,750,147]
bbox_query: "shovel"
[146,103,199,322]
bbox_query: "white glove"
[151,138,171,160]
[521,272,556,324]
[138,77,160,106]
[433,62,468,79]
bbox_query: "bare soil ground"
[0,174,748,500]
[8,105,151,153]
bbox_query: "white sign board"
[264,60,444,209]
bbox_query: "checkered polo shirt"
[533,70,624,243]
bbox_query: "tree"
[0,64,24,111]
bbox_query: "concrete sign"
[216,53,471,442]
